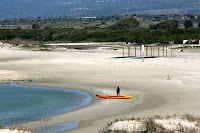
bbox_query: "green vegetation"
[109,18,140,30]
[0,18,200,44]
[1,14,200,30]
[184,20,193,28]
[149,20,178,29]
[198,18,200,28]
[32,23,41,29]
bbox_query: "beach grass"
[0,125,36,133]
[0,125,5,129]
[100,114,200,133]
[181,114,198,122]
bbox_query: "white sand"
[0,129,31,133]
[108,120,143,132]
[0,42,200,133]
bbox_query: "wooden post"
[158,46,160,57]
[166,46,168,57]
[140,46,141,56]
[142,44,144,62]
[163,46,165,57]
[171,45,173,57]
[146,46,148,57]
[153,46,155,57]
[151,46,152,57]
[123,45,124,57]
[128,46,130,57]
[135,46,136,57]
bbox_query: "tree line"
[0,18,200,44]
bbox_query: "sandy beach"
[0,43,200,133]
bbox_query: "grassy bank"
[0,27,200,45]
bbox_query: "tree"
[149,20,179,30]
[184,20,193,28]
[110,18,140,30]
[198,18,200,28]
[32,23,41,29]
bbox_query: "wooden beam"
[123,45,124,57]
[135,46,136,57]
[171,45,173,57]
[153,46,155,57]
[163,46,165,57]
[146,46,148,57]
[166,46,168,57]
[128,46,130,57]
[158,46,159,57]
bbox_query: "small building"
[183,39,200,44]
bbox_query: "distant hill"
[0,0,200,18]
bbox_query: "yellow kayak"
[96,95,133,99]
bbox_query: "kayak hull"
[96,95,133,99]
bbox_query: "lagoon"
[0,84,92,126]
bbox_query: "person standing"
[117,86,120,96]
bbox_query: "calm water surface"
[0,84,92,126]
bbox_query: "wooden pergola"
[121,43,174,58]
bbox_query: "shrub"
[184,20,193,28]
[149,20,179,30]
[110,18,140,30]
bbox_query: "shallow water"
[0,84,92,126]
[35,122,80,133]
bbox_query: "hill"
[0,0,200,18]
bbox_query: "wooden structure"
[121,43,174,58]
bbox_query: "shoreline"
[0,46,200,132]
[18,82,144,132]
[0,84,92,128]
